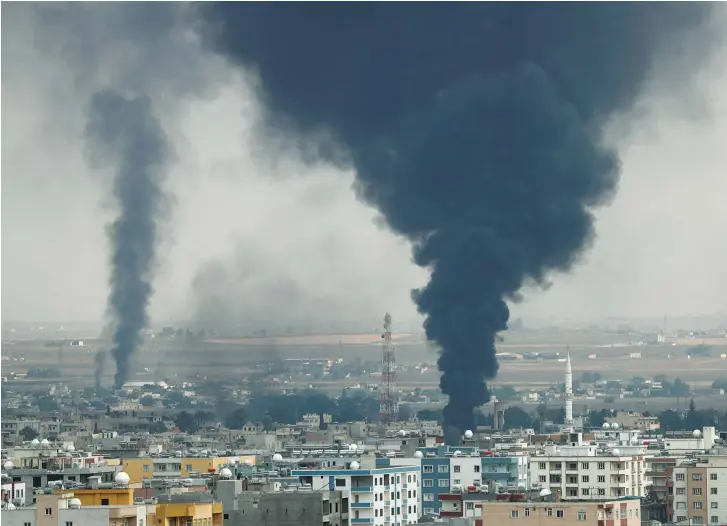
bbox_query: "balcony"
[351,487,373,492]
[351,519,374,524]
[351,502,373,508]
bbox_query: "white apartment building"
[670,455,727,525]
[450,455,483,489]
[292,454,421,525]
[530,433,647,500]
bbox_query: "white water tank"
[219,468,233,479]
[114,471,130,485]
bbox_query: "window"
[598,489,605,496]
[511,510,519,518]
[710,473,718,481]
[711,488,718,495]
[524,508,530,517]
[438,479,449,487]
[676,473,685,481]
[336,479,346,487]
[693,473,703,481]
[66,522,73,526]
[424,494,434,501]
[694,488,703,496]
[556,510,564,518]
[143,465,150,472]
[423,465,433,473]
[438,465,449,473]
[424,480,434,488]
[693,518,704,525]
[676,488,686,495]
[474,466,480,473]
[424,508,434,514]
[466,502,474,510]
[581,463,589,470]
[539,475,546,483]
[578,511,587,521]
[582,489,590,496]
[677,516,687,523]
[677,502,687,510]
[46,508,52,515]
[539,463,546,470]
[711,517,719,524]
[711,502,718,509]
[598,475,605,483]
[453,479,461,486]
[101,498,109,506]
[694,502,703,510]
[546,508,553,517]
[582,476,589,483]
[24,523,32,526]
[454,465,461,473]
[597,462,605,470]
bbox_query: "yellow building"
[71,487,135,506]
[149,501,223,526]
[121,456,254,484]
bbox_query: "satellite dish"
[693,429,702,438]
[539,488,552,497]
[350,461,360,470]
[414,451,424,459]
[464,430,474,439]
[272,453,283,461]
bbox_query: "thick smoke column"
[85,90,170,389]
[94,350,107,392]
[201,4,711,440]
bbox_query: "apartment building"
[480,497,642,526]
[291,455,421,525]
[669,455,727,525]
[481,455,529,490]
[529,433,647,500]
[121,456,252,484]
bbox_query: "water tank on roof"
[272,453,283,461]
[114,471,130,485]
[68,498,82,509]
[693,429,702,438]
[414,451,424,459]
[350,461,360,470]
[464,430,474,439]
[40,439,50,447]
[219,468,233,479]
[31,439,40,447]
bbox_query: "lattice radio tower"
[379,313,398,429]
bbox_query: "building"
[480,497,642,526]
[668,455,727,525]
[121,456,249,484]
[529,433,648,500]
[481,455,529,491]
[291,454,421,525]
[1,480,27,506]
[605,411,660,431]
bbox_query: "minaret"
[564,350,574,427]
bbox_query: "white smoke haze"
[2,3,726,332]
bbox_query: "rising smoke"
[85,90,171,389]
[200,4,713,441]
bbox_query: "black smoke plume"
[85,90,170,389]
[94,350,107,392]
[200,4,712,440]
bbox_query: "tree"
[684,399,702,430]
[37,396,59,412]
[139,396,156,407]
[20,426,39,441]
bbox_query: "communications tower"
[379,313,398,429]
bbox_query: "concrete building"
[481,455,529,491]
[121,455,251,484]
[479,497,642,526]
[529,433,647,500]
[668,455,727,525]
[1,480,28,506]
[291,454,421,525]
[604,411,660,431]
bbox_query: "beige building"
[480,497,642,526]
[669,455,727,525]
[605,411,660,431]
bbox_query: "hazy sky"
[2,4,726,329]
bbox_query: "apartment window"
[539,463,546,470]
[24,523,31,526]
[711,517,719,524]
[438,479,449,487]
[143,465,150,472]
[693,474,703,481]
[424,480,433,487]
[710,473,718,481]
[557,510,564,518]
[546,508,553,517]
[66,522,73,526]
[336,479,346,487]
[677,516,687,523]
[424,508,434,514]
[424,494,434,501]
[694,488,703,496]
[598,489,605,496]
[454,465,461,473]
[693,518,704,525]
[582,489,590,496]
[597,475,605,483]
[676,503,687,510]
[467,502,475,510]
[711,502,718,509]
[676,488,686,495]
[711,488,718,495]
[676,473,685,481]
[539,476,546,483]
[582,476,589,483]
[438,465,449,473]
[525,508,530,517]
[45,508,52,516]
[186,464,192,471]
[474,465,480,473]
[578,511,587,521]
[581,463,589,470]
[453,479,461,486]
[694,502,703,510]
[511,510,519,518]
[597,463,605,470]
[423,465,433,473]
